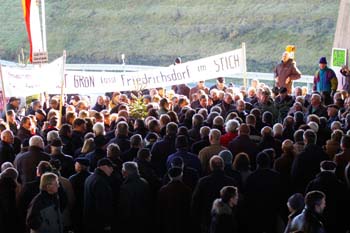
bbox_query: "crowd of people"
[1,54,350,233]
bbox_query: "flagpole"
[242,42,248,88]
[41,0,47,52]
[0,65,8,123]
[58,50,66,128]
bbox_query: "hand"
[285,77,291,85]
[275,77,279,86]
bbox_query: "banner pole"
[0,65,8,123]
[242,42,248,88]
[58,50,66,128]
[41,0,47,52]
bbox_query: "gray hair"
[225,119,240,133]
[209,129,221,144]
[47,130,59,143]
[122,161,139,176]
[29,136,45,149]
[93,122,105,136]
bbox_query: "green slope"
[0,0,339,74]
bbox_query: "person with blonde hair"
[27,172,63,233]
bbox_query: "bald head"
[209,155,224,171]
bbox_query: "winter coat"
[0,140,15,167]
[167,149,202,173]
[291,144,328,193]
[191,170,237,233]
[274,58,301,93]
[198,144,227,175]
[313,67,337,93]
[210,199,238,233]
[83,168,114,233]
[157,180,192,233]
[27,191,63,233]
[14,146,51,184]
[289,209,326,233]
[306,171,349,232]
[69,170,91,233]
[243,168,284,232]
[51,151,75,178]
[119,173,151,233]
[0,177,19,233]
[228,135,259,169]
[151,135,177,177]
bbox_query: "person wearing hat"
[84,158,114,233]
[313,57,338,105]
[326,104,340,128]
[274,51,301,94]
[305,160,348,232]
[50,138,74,179]
[209,77,228,92]
[69,157,91,233]
[156,167,192,233]
[275,87,294,122]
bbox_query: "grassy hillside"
[0,0,340,74]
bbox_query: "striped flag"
[22,0,44,63]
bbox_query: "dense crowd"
[1,55,350,233]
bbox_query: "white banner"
[1,48,244,96]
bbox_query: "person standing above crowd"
[274,52,301,94]
[313,57,338,105]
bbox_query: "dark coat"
[136,158,162,196]
[289,209,326,233]
[16,126,32,143]
[69,170,91,233]
[306,171,349,232]
[85,148,107,172]
[243,168,284,232]
[61,135,75,158]
[191,137,210,155]
[151,135,177,177]
[119,173,152,233]
[157,180,192,233]
[0,140,15,167]
[51,151,75,178]
[228,135,259,169]
[291,144,328,193]
[210,199,238,233]
[27,191,63,233]
[334,149,350,182]
[274,152,294,194]
[258,135,282,158]
[71,130,85,154]
[191,170,237,233]
[167,149,202,173]
[0,177,19,233]
[163,166,199,191]
[14,146,51,184]
[108,135,130,153]
[306,104,328,118]
[121,147,139,162]
[83,168,114,233]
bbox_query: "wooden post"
[58,50,66,128]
